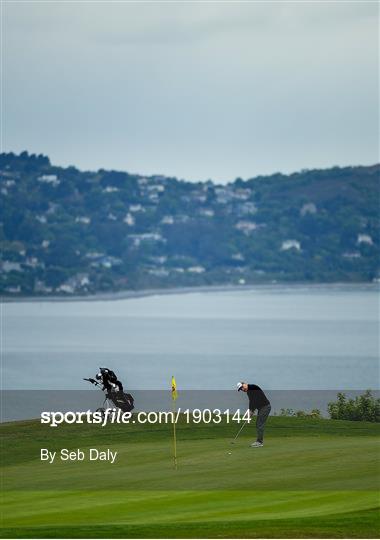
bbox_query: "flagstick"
[172,400,177,470]
[171,376,178,469]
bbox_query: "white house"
[85,251,105,260]
[238,202,257,216]
[75,216,91,224]
[98,256,122,268]
[343,252,361,259]
[38,174,60,186]
[235,221,257,235]
[57,283,75,294]
[199,208,215,218]
[123,213,135,226]
[34,281,53,294]
[192,191,207,203]
[233,188,251,201]
[57,273,90,294]
[5,285,21,294]
[161,215,174,225]
[281,240,301,251]
[147,184,165,193]
[232,253,245,262]
[148,268,170,277]
[300,203,317,216]
[129,204,144,213]
[150,256,167,265]
[215,187,233,204]
[2,261,22,272]
[357,234,373,245]
[47,203,59,215]
[128,233,165,247]
[188,266,206,273]
[26,257,41,268]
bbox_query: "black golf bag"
[84,367,134,414]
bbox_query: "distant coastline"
[2,154,379,298]
[2,281,378,303]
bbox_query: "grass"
[0,416,379,538]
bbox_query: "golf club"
[230,419,248,444]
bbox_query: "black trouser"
[255,404,271,443]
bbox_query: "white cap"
[236,382,243,391]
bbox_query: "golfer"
[237,382,271,447]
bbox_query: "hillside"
[1,416,379,538]
[1,152,379,296]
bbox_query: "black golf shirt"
[247,384,270,411]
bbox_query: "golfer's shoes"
[250,441,263,448]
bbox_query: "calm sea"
[2,284,379,393]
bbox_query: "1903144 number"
[182,409,251,424]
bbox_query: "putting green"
[1,417,379,538]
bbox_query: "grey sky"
[2,1,379,183]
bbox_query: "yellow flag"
[171,376,178,401]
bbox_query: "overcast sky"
[2,1,379,183]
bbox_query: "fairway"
[1,417,379,538]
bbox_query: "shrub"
[279,408,321,419]
[328,390,380,422]
[279,408,295,417]
[310,409,322,419]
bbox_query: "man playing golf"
[237,382,271,447]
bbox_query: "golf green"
[1,416,379,538]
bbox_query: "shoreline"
[1,281,378,303]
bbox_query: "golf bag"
[84,367,135,414]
